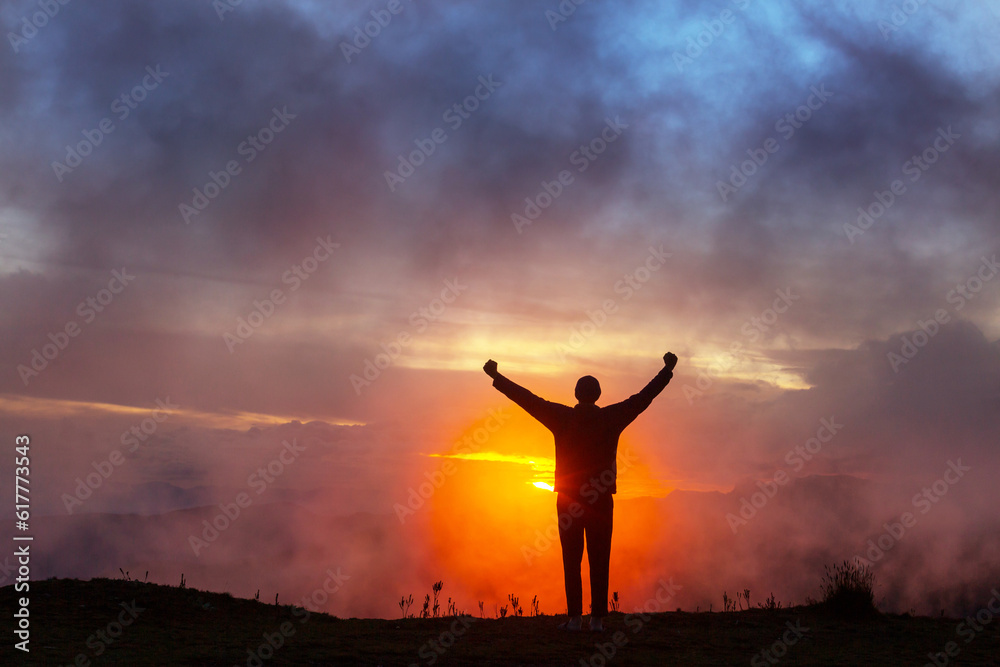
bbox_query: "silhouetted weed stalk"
[398,594,414,618]
[116,568,148,583]
[400,567,871,623]
[401,581,469,619]
[822,560,877,616]
[432,580,443,617]
[759,592,781,610]
[399,581,542,619]
[722,589,752,611]
[722,588,784,612]
[717,562,873,618]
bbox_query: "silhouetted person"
[483,352,677,631]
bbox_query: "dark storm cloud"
[0,0,994,302]
[1,0,645,272]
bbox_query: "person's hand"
[483,359,499,379]
[663,352,678,371]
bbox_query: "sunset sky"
[1,0,999,618]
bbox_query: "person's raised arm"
[610,352,678,426]
[483,359,563,430]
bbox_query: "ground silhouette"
[4,578,999,665]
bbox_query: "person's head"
[575,375,601,405]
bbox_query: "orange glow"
[427,409,676,615]
[432,451,556,489]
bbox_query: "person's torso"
[551,404,623,496]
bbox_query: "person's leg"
[585,494,614,629]
[557,493,585,627]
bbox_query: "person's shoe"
[589,617,605,632]
[558,616,582,631]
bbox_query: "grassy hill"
[2,578,998,665]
